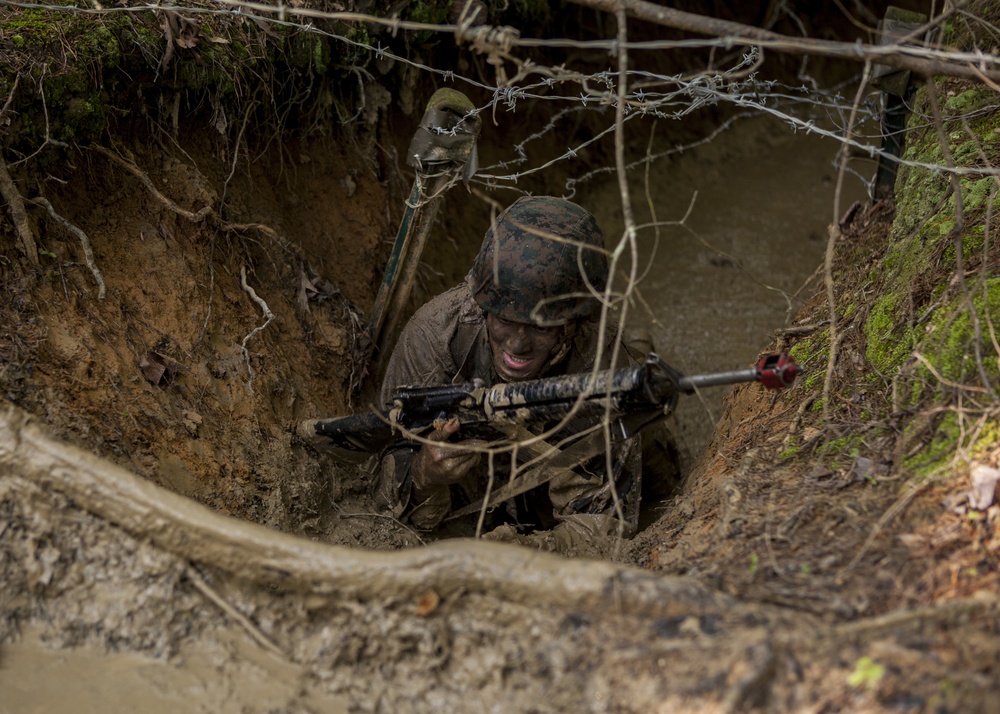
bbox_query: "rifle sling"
[445,410,666,521]
[445,427,613,521]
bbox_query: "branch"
[566,0,1000,83]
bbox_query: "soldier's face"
[486,314,564,382]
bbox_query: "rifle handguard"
[299,353,798,454]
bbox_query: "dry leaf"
[415,590,440,616]
[969,463,1000,510]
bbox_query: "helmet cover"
[468,196,608,325]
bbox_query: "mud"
[584,114,870,460]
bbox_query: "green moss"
[788,329,830,393]
[944,88,992,114]
[960,177,997,212]
[864,294,915,373]
[919,277,1000,386]
[409,1,449,24]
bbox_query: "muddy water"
[587,115,870,460]
[0,626,350,714]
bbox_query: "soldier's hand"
[411,417,485,496]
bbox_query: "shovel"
[367,88,481,370]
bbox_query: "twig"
[0,73,20,126]
[832,593,1000,639]
[823,61,871,422]
[841,475,931,572]
[777,321,830,338]
[89,144,213,223]
[567,0,1000,83]
[331,503,427,545]
[0,153,38,265]
[185,564,288,660]
[29,196,106,299]
[911,351,989,394]
[239,264,274,392]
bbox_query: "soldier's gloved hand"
[410,417,486,499]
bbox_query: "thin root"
[90,144,212,223]
[240,265,275,392]
[30,196,106,299]
[186,564,288,660]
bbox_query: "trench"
[0,112,874,714]
[585,114,870,464]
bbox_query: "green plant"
[848,656,885,690]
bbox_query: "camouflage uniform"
[374,197,647,554]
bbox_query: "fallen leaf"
[415,590,440,616]
[969,463,1000,510]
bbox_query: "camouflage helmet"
[467,196,608,325]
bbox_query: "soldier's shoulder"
[411,283,481,324]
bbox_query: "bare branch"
[566,0,1000,83]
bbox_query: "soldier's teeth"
[505,353,530,368]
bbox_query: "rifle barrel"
[679,368,759,393]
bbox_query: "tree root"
[0,153,38,266]
[185,563,288,660]
[239,264,275,392]
[29,196,106,299]
[0,402,732,619]
[90,144,212,223]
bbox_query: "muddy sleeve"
[374,296,463,528]
[375,448,452,530]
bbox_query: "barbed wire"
[2,0,1000,192]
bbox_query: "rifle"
[297,353,798,455]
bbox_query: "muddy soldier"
[374,196,676,553]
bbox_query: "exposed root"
[29,196,106,299]
[239,264,275,393]
[0,402,732,619]
[90,144,212,223]
[0,153,38,265]
[185,564,288,660]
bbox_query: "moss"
[959,177,998,213]
[904,412,960,474]
[918,278,1000,386]
[944,88,993,114]
[864,294,915,374]
[788,329,830,393]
